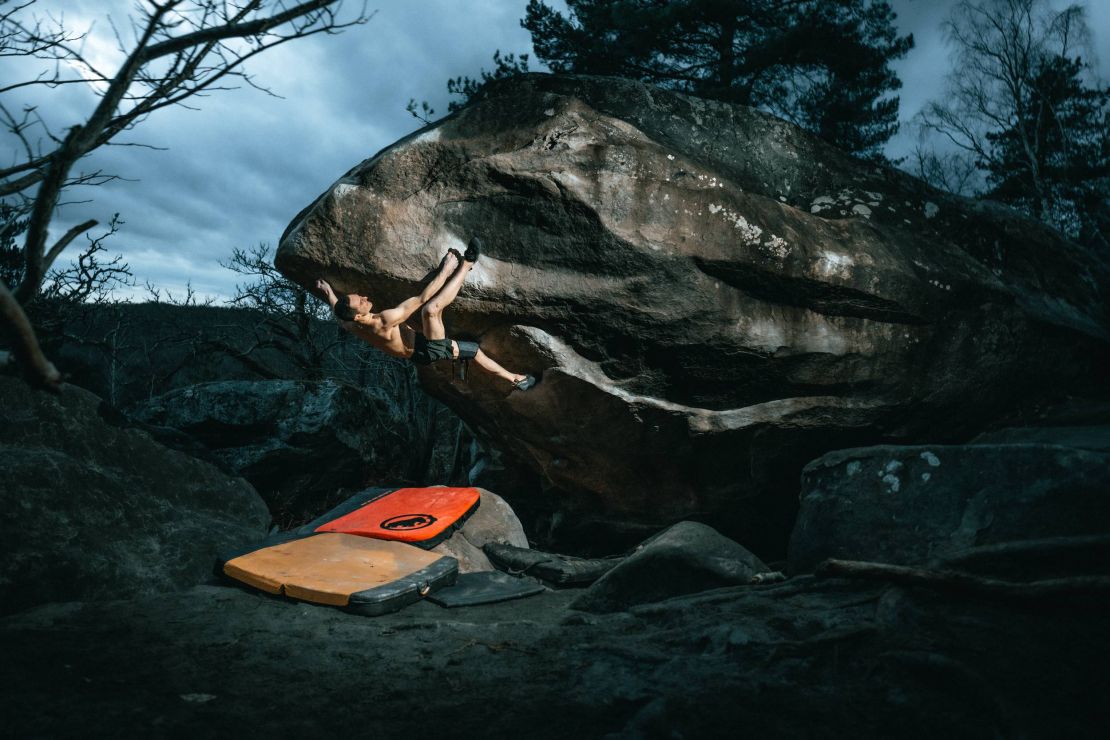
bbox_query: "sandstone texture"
[0,376,269,614]
[431,488,530,572]
[276,73,1110,553]
[789,443,1110,573]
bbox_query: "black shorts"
[411,334,479,366]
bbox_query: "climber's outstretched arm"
[315,279,340,310]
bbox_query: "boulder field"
[135,379,473,523]
[0,376,269,615]
[276,73,1110,553]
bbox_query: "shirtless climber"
[316,237,537,391]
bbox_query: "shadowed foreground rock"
[789,443,1110,573]
[136,379,472,522]
[0,376,269,615]
[276,73,1110,552]
[2,575,1107,737]
[431,489,530,572]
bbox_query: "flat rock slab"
[972,425,1110,452]
[789,443,1110,573]
[0,376,269,615]
[570,521,768,613]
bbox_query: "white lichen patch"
[881,473,901,493]
[924,201,940,219]
[731,214,763,244]
[846,461,862,476]
[762,235,789,259]
[927,279,953,292]
[921,472,932,482]
[920,451,941,467]
[707,204,764,245]
[810,195,835,214]
[667,154,675,160]
[544,108,556,116]
[415,127,442,144]
[810,189,881,218]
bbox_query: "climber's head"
[334,292,371,321]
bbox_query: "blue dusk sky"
[5,0,1108,301]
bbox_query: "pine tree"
[983,54,1109,249]
[520,0,913,159]
[917,0,1109,252]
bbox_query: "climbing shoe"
[512,374,537,391]
[464,236,482,262]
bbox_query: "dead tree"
[0,0,369,388]
[219,243,346,379]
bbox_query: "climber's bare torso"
[338,312,415,360]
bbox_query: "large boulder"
[136,379,470,521]
[788,443,1110,573]
[275,73,1110,554]
[0,375,269,615]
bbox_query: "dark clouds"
[6,0,1107,299]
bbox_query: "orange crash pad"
[222,533,457,615]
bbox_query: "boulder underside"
[277,73,1110,555]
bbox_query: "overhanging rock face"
[276,73,1110,552]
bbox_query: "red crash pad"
[313,486,481,548]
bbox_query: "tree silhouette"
[0,0,369,388]
[918,0,1109,252]
[520,0,913,159]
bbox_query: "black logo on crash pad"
[380,513,438,531]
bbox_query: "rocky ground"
[3,572,1107,738]
[4,370,1109,737]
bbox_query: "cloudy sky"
[6,0,1108,301]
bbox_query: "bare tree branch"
[0,0,370,385]
[42,218,98,274]
[816,558,1110,605]
[0,274,60,389]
